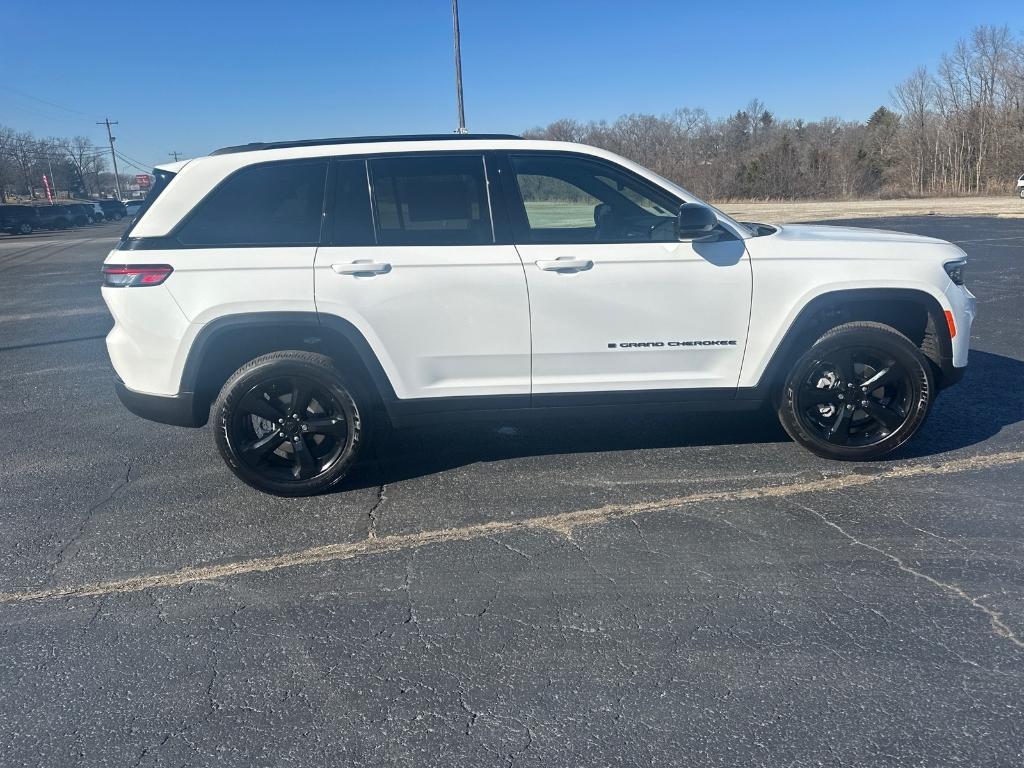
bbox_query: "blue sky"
[3,0,1021,171]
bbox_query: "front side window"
[509,154,681,244]
[177,161,327,247]
[369,155,492,246]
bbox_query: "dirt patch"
[717,196,1024,223]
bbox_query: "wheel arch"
[752,287,954,399]
[182,311,397,426]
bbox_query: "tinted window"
[331,159,375,245]
[177,161,327,247]
[510,154,681,244]
[369,155,492,246]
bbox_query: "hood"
[772,223,947,246]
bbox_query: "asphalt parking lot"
[1,216,1022,766]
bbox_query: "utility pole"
[97,118,123,200]
[46,152,57,203]
[168,151,182,162]
[451,0,467,133]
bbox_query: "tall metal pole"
[97,118,123,200]
[46,153,57,203]
[451,0,467,133]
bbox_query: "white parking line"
[1,449,1021,607]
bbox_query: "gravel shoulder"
[718,195,1024,223]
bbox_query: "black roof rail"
[210,133,523,156]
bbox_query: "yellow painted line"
[2,450,1022,606]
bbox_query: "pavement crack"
[45,459,132,585]
[792,499,1024,651]
[367,482,387,539]
[4,449,1023,605]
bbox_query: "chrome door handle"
[331,261,391,275]
[536,257,594,273]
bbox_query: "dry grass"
[716,195,1024,223]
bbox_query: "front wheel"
[1019,188,1024,199]
[17,222,32,235]
[777,322,934,460]
[213,351,364,496]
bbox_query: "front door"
[504,152,752,396]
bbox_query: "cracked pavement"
[1,217,1023,766]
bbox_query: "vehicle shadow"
[896,349,1024,458]
[337,350,1023,491]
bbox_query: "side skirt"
[385,388,765,427]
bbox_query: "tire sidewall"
[779,327,933,460]
[213,355,363,496]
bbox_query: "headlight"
[944,259,967,286]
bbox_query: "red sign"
[42,174,53,203]
[136,174,152,188]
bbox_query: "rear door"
[314,153,531,402]
[503,152,752,396]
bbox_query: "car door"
[503,152,752,397]
[314,153,531,402]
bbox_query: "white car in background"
[123,200,145,218]
[1016,173,1024,199]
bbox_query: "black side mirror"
[676,203,718,241]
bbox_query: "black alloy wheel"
[778,322,933,460]
[214,351,363,495]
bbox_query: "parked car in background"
[31,205,73,230]
[123,200,144,218]
[1016,173,1024,199]
[67,202,98,225]
[48,204,83,227]
[99,200,127,220]
[0,205,42,235]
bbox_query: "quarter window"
[177,161,327,247]
[509,154,681,244]
[369,155,492,246]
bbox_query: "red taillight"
[102,264,173,287]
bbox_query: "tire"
[777,322,934,461]
[17,222,32,235]
[1019,188,1024,199]
[212,351,364,496]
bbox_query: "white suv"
[102,134,976,495]
[1016,173,1024,198]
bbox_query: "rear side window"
[368,155,492,246]
[177,161,327,247]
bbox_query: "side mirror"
[676,203,718,241]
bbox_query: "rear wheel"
[17,222,32,235]
[213,351,364,496]
[777,322,933,460]
[1019,188,1024,199]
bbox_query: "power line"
[0,85,98,118]
[114,152,151,173]
[169,151,182,162]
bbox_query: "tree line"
[0,127,139,202]
[523,26,1024,201]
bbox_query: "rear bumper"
[114,378,206,428]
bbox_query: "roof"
[210,133,523,156]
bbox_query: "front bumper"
[114,377,206,428]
